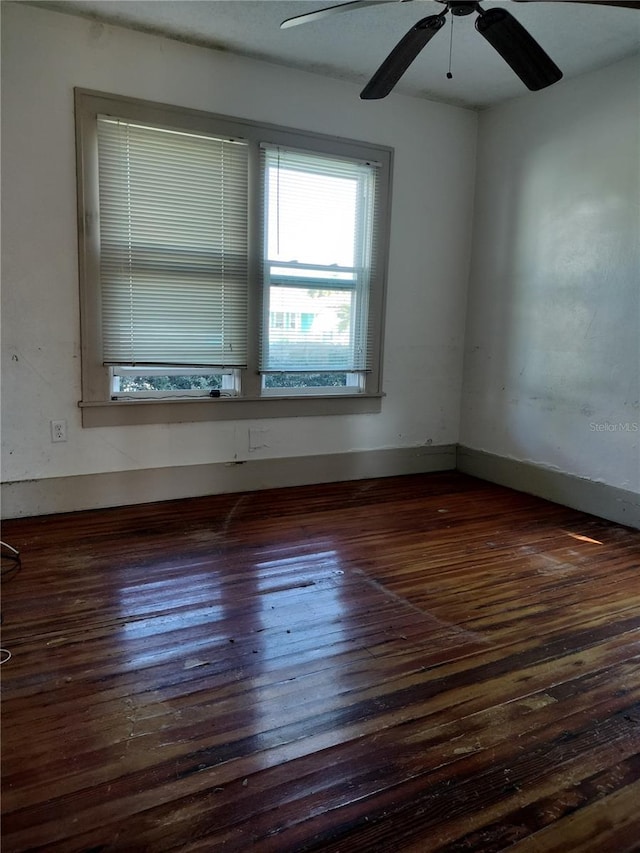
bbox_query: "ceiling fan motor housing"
[448,2,479,16]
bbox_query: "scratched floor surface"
[2,472,640,851]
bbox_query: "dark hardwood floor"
[2,471,639,852]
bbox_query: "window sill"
[79,394,384,427]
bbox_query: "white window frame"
[75,90,392,427]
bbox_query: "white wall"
[1,4,477,490]
[461,55,640,493]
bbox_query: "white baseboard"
[4,445,638,530]
[457,446,640,530]
[1,444,456,518]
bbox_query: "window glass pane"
[264,373,349,389]
[266,165,358,268]
[110,365,239,397]
[266,285,357,371]
[117,374,224,392]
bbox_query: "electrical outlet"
[50,420,67,443]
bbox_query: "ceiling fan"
[281,0,640,99]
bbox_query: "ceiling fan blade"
[512,0,640,9]
[360,12,447,99]
[281,0,401,30]
[475,7,563,91]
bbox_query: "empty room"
[1,1,639,850]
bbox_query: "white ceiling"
[29,0,640,108]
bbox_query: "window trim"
[75,89,392,426]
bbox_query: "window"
[111,367,240,398]
[75,90,392,426]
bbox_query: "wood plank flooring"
[1,471,639,852]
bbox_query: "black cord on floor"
[1,549,21,581]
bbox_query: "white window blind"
[97,117,249,366]
[260,145,380,373]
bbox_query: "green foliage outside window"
[119,375,222,392]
